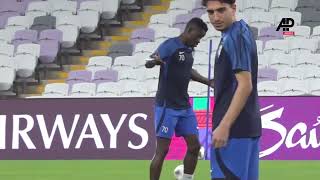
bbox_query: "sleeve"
[154,40,175,63]
[224,28,252,73]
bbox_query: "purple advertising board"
[0,98,156,160]
[0,97,319,160]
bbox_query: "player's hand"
[145,53,165,68]
[212,123,230,148]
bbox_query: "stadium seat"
[295,53,319,68]
[0,1,24,16]
[192,0,206,15]
[100,0,120,20]
[30,15,56,33]
[108,42,134,60]
[258,68,278,82]
[26,1,51,19]
[258,54,269,68]
[96,82,120,97]
[133,42,158,56]
[167,0,193,17]
[264,40,289,55]
[86,56,113,73]
[277,67,303,80]
[289,38,317,55]
[243,0,269,14]
[296,0,316,13]
[270,0,296,12]
[235,0,246,12]
[194,40,219,54]
[38,29,63,64]
[92,69,118,84]
[42,83,69,97]
[303,67,320,80]
[0,12,20,29]
[258,26,283,47]
[117,69,139,83]
[56,15,81,48]
[301,11,320,28]
[130,28,155,45]
[6,15,32,30]
[0,44,14,57]
[146,80,158,97]
[284,25,310,39]
[248,12,275,30]
[66,70,92,86]
[269,53,295,70]
[78,1,102,33]
[14,43,40,78]
[70,82,96,97]
[51,1,77,18]
[173,14,193,32]
[0,29,15,44]
[193,51,215,68]
[113,56,137,69]
[149,14,172,29]
[279,79,308,96]
[309,79,320,95]
[120,81,146,97]
[0,56,16,91]
[258,81,279,96]
[12,29,38,48]
[141,67,159,83]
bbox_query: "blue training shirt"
[213,20,262,138]
[155,37,194,109]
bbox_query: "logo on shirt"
[178,52,185,61]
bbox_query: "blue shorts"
[154,106,198,139]
[210,138,260,180]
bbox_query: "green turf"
[0,160,319,180]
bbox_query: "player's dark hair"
[202,0,236,6]
[185,17,208,33]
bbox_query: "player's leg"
[210,138,253,180]
[183,135,201,176]
[150,137,171,180]
[247,137,260,180]
[150,107,178,180]
[176,108,200,179]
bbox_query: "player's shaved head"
[185,17,208,33]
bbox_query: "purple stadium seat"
[130,28,155,45]
[258,26,283,48]
[258,68,278,82]
[0,12,20,29]
[92,69,119,84]
[173,14,193,32]
[192,0,206,16]
[191,10,206,18]
[38,29,63,64]
[12,29,38,49]
[66,70,93,88]
[0,1,25,16]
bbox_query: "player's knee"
[155,147,169,158]
[188,143,201,156]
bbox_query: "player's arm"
[191,69,214,87]
[145,53,165,68]
[213,71,252,148]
